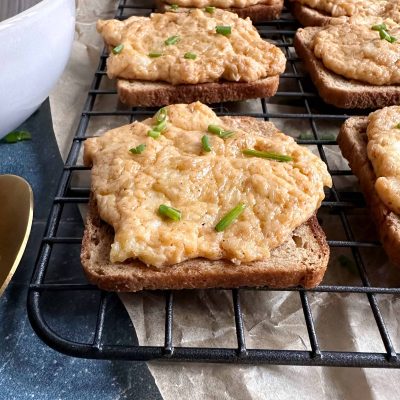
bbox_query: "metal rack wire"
[27,0,400,367]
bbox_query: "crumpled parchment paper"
[49,1,400,398]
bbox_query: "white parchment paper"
[49,1,400,398]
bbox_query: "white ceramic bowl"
[0,0,75,138]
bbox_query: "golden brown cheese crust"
[367,106,400,215]
[97,9,285,85]
[84,102,332,268]
[311,19,400,85]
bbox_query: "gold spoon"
[0,175,33,296]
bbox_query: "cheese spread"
[163,0,273,8]
[84,102,332,267]
[367,106,400,215]
[312,19,400,85]
[296,0,400,20]
[97,9,286,85]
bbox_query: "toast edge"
[289,1,332,26]
[337,117,400,267]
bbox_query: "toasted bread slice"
[337,117,400,267]
[156,0,284,22]
[294,27,400,109]
[117,76,279,107]
[81,199,329,291]
[289,1,332,26]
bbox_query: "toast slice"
[156,0,284,22]
[289,1,332,26]
[117,76,279,107]
[81,199,329,291]
[294,27,400,109]
[337,117,400,267]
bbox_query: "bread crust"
[156,0,284,22]
[117,76,280,107]
[294,27,400,109]
[337,117,400,267]
[288,1,332,26]
[80,117,330,292]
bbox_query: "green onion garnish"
[165,35,180,45]
[153,119,167,132]
[158,204,182,221]
[3,130,32,143]
[207,124,235,139]
[216,25,231,36]
[201,135,212,152]
[396,122,400,129]
[112,44,124,54]
[170,4,179,9]
[242,149,292,162]
[215,203,246,232]
[205,6,215,13]
[130,144,146,154]
[148,129,161,139]
[184,52,197,60]
[149,51,162,58]
[372,23,387,31]
[155,107,167,123]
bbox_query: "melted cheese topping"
[312,19,400,85]
[296,0,400,20]
[97,9,285,85]
[367,106,400,215]
[84,102,332,267]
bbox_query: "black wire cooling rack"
[27,0,400,367]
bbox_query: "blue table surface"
[0,101,162,400]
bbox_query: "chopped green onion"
[130,144,146,154]
[148,129,161,139]
[242,149,292,162]
[371,23,387,31]
[112,44,124,54]
[215,203,246,232]
[207,124,235,139]
[201,135,212,152]
[396,122,400,129]
[153,119,167,132]
[149,51,163,58]
[169,3,179,9]
[205,6,215,13]
[158,204,182,221]
[165,35,180,45]
[155,107,167,123]
[184,52,197,60]
[379,29,397,42]
[216,25,231,36]
[3,130,32,143]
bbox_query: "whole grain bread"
[289,1,332,26]
[294,27,400,109]
[337,117,400,267]
[117,76,279,107]
[81,116,330,291]
[156,0,284,22]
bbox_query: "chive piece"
[379,29,395,42]
[216,25,231,36]
[148,129,161,139]
[371,23,387,31]
[165,35,180,45]
[207,124,235,139]
[130,144,146,154]
[155,107,167,123]
[219,130,235,139]
[396,122,400,129]
[205,6,215,13]
[158,204,182,221]
[112,44,124,54]
[170,3,179,9]
[201,135,212,152]
[184,52,197,60]
[3,130,32,143]
[153,119,167,133]
[215,203,246,232]
[242,149,292,162]
[149,51,162,58]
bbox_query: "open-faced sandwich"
[156,0,284,22]
[289,0,400,27]
[81,102,332,291]
[97,9,286,106]
[294,17,400,109]
[338,106,400,267]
